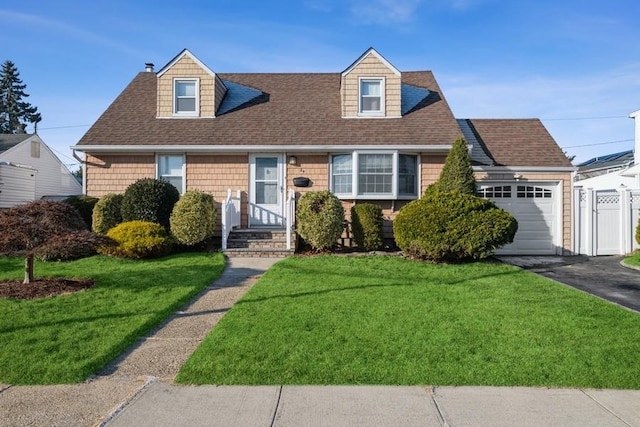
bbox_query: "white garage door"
[478,183,558,255]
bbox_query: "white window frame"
[156,153,186,194]
[330,151,419,200]
[173,78,199,116]
[358,77,385,117]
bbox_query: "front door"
[249,154,284,226]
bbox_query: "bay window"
[331,152,418,199]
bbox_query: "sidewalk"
[1,256,640,427]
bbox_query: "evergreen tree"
[0,60,41,133]
[433,136,476,194]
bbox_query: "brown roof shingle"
[78,71,461,147]
[467,119,572,167]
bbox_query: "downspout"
[72,149,86,195]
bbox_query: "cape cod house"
[72,48,574,255]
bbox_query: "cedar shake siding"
[341,50,402,118]
[86,154,155,197]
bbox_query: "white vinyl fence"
[573,188,640,255]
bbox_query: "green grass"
[177,255,640,389]
[0,252,225,385]
[624,251,640,267]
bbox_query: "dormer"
[155,49,227,118]
[341,48,402,118]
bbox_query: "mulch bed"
[0,278,94,300]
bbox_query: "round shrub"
[351,203,383,251]
[121,178,180,229]
[100,220,172,259]
[296,190,345,250]
[393,190,518,262]
[92,193,124,234]
[64,196,99,229]
[170,190,217,246]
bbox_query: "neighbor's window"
[331,152,418,199]
[359,78,384,115]
[158,154,184,193]
[174,79,197,115]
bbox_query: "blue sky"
[3,1,640,170]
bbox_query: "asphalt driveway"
[498,255,640,313]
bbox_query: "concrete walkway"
[2,256,640,426]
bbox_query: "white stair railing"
[285,188,296,250]
[221,189,241,250]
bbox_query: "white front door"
[249,154,284,226]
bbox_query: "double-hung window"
[331,152,418,199]
[359,78,384,116]
[157,154,185,193]
[174,79,198,115]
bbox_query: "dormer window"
[174,79,198,116]
[359,78,384,116]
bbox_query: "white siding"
[0,164,36,208]
[0,135,82,198]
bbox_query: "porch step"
[223,248,295,258]
[224,228,296,257]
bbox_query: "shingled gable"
[155,48,228,118]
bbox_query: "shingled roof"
[0,134,32,154]
[464,119,573,168]
[77,71,461,147]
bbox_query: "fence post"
[585,188,594,256]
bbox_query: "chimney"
[145,63,154,73]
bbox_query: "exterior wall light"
[288,156,297,165]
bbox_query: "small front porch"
[221,188,297,257]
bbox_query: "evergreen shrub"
[393,189,518,262]
[351,203,384,251]
[296,190,345,250]
[120,178,180,228]
[92,193,124,234]
[100,220,172,259]
[170,190,216,246]
[63,196,99,229]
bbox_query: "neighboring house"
[0,133,82,208]
[72,48,574,255]
[574,109,640,190]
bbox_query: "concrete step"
[223,248,294,258]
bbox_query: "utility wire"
[564,138,633,148]
[542,115,628,121]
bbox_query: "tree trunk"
[23,254,34,284]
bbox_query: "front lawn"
[0,252,225,385]
[177,255,640,389]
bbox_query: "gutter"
[473,165,577,173]
[70,144,453,153]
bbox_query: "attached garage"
[478,182,562,255]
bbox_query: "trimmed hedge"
[296,190,345,250]
[393,189,518,262]
[92,193,124,234]
[99,220,172,259]
[121,178,180,229]
[351,203,383,251]
[170,190,216,246]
